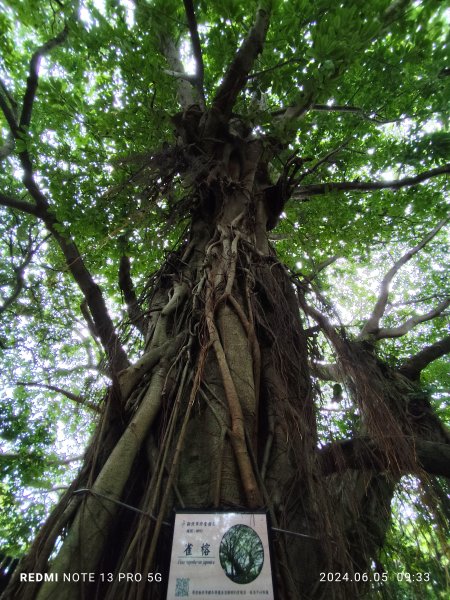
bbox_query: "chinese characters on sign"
[166,512,275,599]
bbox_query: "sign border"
[165,509,278,600]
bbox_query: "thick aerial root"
[205,284,262,507]
[36,362,171,600]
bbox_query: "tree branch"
[19,26,68,131]
[387,293,450,310]
[0,79,19,161]
[374,298,450,340]
[47,455,84,466]
[301,255,341,282]
[0,135,15,160]
[296,287,344,351]
[275,0,411,129]
[211,1,272,118]
[0,229,39,314]
[310,104,432,126]
[310,362,343,382]
[248,56,304,80]
[318,436,450,479]
[2,27,68,213]
[276,90,316,123]
[310,104,386,122]
[80,298,99,340]
[0,95,18,134]
[294,139,352,185]
[0,193,129,374]
[0,86,19,133]
[1,195,129,374]
[0,32,130,377]
[43,214,130,374]
[399,335,450,381]
[182,0,205,104]
[0,78,18,118]
[1,453,84,466]
[160,35,196,109]
[0,270,25,315]
[359,218,449,338]
[0,30,68,202]
[294,163,450,199]
[118,255,147,335]
[0,192,38,216]
[162,69,197,82]
[15,381,100,413]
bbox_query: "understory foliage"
[0,0,449,598]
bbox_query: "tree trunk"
[2,132,446,600]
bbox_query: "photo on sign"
[219,524,264,584]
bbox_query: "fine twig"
[0,230,39,314]
[15,381,100,413]
[294,164,450,199]
[373,298,450,340]
[359,217,449,338]
[294,139,352,185]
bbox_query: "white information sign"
[166,511,275,599]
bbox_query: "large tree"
[0,0,449,598]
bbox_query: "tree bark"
[3,131,449,600]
